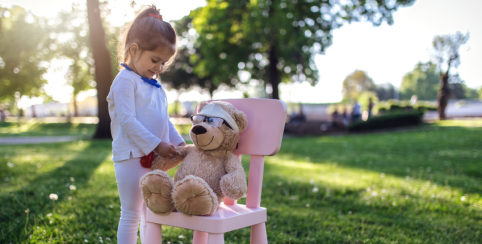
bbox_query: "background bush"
[348,111,424,131]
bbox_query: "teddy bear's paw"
[172,175,218,216]
[139,170,175,215]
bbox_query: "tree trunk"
[437,72,450,120]
[208,81,215,99]
[268,45,280,100]
[73,94,79,117]
[31,104,36,118]
[87,0,113,138]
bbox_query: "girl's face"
[128,44,175,79]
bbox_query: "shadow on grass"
[0,140,112,243]
[1,124,480,243]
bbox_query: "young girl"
[107,6,185,244]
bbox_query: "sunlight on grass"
[431,118,482,127]
[1,123,481,243]
[267,156,481,212]
[0,122,96,137]
[0,121,37,134]
[174,124,192,135]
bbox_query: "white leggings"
[114,157,151,244]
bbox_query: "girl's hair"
[117,5,177,72]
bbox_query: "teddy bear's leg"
[172,175,218,216]
[139,170,175,215]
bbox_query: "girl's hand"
[155,141,177,158]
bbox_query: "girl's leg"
[114,158,150,244]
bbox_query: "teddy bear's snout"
[192,125,207,135]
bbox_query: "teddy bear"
[139,100,248,216]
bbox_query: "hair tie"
[149,13,163,20]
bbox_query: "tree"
[161,16,214,96]
[431,31,469,119]
[55,5,95,117]
[374,83,396,101]
[400,62,439,100]
[342,70,375,101]
[190,0,416,99]
[0,6,55,111]
[446,75,479,99]
[87,0,113,138]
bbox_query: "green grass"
[0,121,192,137]
[174,124,192,135]
[430,118,482,128]
[0,122,96,137]
[1,120,481,243]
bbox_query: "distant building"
[23,96,98,117]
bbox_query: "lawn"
[0,122,96,137]
[0,121,192,138]
[0,120,481,243]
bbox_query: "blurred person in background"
[368,98,374,118]
[0,104,6,122]
[351,101,362,122]
[342,107,350,126]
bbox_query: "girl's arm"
[151,145,193,171]
[168,119,185,147]
[112,78,161,155]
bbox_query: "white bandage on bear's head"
[198,103,239,132]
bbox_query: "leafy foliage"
[342,70,376,101]
[432,31,469,73]
[0,6,55,101]
[446,76,480,99]
[400,62,439,100]
[161,16,215,95]
[374,83,396,101]
[189,0,416,99]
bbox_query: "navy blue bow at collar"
[121,63,162,88]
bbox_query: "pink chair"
[144,98,287,244]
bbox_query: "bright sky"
[4,0,482,105]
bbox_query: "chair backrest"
[214,98,287,156]
[201,98,287,208]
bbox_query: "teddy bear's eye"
[223,121,233,130]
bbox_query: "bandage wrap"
[198,103,239,132]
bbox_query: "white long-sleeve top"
[107,69,184,161]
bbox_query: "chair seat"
[146,203,267,234]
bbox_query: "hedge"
[348,111,424,132]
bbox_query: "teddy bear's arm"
[150,145,194,171]
[220,152,247,200]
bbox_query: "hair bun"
[147,4,160,16]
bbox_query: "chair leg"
[193,231,209,244]
[250,223,267,244]
[144,222,162,244]
[207,233,224,244]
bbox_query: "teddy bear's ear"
[232,110,248,132]
[196,100,209,114]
